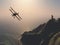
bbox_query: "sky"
[0,0,60,33]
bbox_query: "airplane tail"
[12,16,15,19]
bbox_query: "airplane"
[9,7,22,21]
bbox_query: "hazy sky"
[0,0,60,33]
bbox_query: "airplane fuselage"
[13,13,18,16]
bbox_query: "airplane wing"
[15,16,20,21]
[17,14,22,19]
[9,9,14,14]
[10,7,16,13]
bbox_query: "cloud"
[0,21,21,37]
[0,0,11,7]
[44,0,60,8]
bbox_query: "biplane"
[9,7,22,21]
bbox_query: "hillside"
[21,15,60,45]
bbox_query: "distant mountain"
[20,16,60,45]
